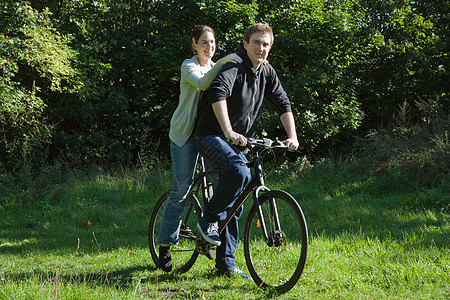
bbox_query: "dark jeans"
[196,135,251,272]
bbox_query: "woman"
[156,25,242,272]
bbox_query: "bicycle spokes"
[244,190,308,293]
[148,192,199,273]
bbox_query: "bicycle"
[148,137,308,293]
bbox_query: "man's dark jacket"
[195,43,292,138]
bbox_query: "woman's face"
[192,31,216,61]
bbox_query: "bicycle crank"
[195,234,216,259]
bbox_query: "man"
[195,23,299,278]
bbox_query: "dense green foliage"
[1,0,448,166]
[1,1,80,167]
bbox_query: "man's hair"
[244,23,274,45]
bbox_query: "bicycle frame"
[184,144,285,246]
[182,156,211,222]
[215,149,276,245]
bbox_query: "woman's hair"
[191,25,215,47]
[244,23,274,46]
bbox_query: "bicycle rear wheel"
[244,190,308,293]
[148,190,199,273]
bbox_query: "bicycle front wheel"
[244,190,308,293]
[148,190,199,273]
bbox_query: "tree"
[1,1,79,167]
[2,0,446,166]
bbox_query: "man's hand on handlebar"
[225,130,248,146]
[282,138,299,150]
[225,133,298,150]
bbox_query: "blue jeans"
[196,135,251,272]
[156,136,198,245]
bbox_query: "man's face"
[244,31,272,69]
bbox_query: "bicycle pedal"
[180,224,192,233]
[179,224,195,238]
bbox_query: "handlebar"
[247,138,301,154]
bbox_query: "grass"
[0,157,449,299]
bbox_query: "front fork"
[253,155,282,247]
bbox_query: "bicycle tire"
[244,190,308,293]
[148,190,199,273]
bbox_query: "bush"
[0,1,79,167]
[2,0,447,167]
[355,100,449,211]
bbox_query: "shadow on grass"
[4,265,262,297]
[0,228,150,256]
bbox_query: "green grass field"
[0,158,448,299]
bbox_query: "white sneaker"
[220,267,252,280]
[197,220,221,246]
